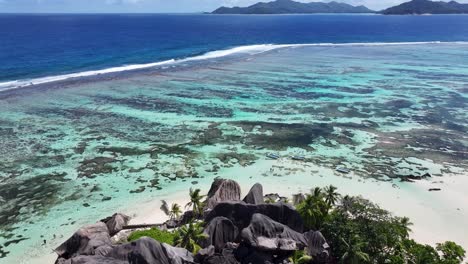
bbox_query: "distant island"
[212,0,375,14]
[381,0,468,14]
[211,0,468,15]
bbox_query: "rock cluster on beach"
[54,178,330,264]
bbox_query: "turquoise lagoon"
[0,43,467,262]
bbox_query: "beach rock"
[241,213,306,252]
[179,210,197,224]
[429,188,441,192]
[400,173,432,182]
[101,213,130,236]
[243,183,264,205]
[105,237,193,264]
[205,201,304,232]
[55,222,112,259]
[162,219,180,229]
[264,193,281,203]
[55,255,127,264]
[292,193,305,206]
[205,178,241,209]
[202,216,239,251]
[194,245,215,263]
[303,230,330,260]
[234,245,291,264]
[201,247,240,264]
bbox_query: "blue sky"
[0,0,466,13]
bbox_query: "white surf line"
[1,41,467,92]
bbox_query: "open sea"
[0,14,467,263]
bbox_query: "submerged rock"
[242,183,264,205]
[241,213,306,252]
[205,178,241,209]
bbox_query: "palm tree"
[170,203,182,220]
[340,236,370,264]
[185,188,206,217]
[311,187,323,199]
[297,192,327,230]
[173,221,206,254]
[340,195,354,212]
[161,200,183,220]
[324,185,340,207]
[399,216,413,238]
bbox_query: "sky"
[0,0,466,13]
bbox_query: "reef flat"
[0,43,467,262]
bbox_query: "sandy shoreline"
[129,159,468,251]
[35,159,468,264]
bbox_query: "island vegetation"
[54,178,466,264]
[381,0,468,14]
[211,0,468,15]
[212,0,374,14]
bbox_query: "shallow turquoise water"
[0,44,467,262]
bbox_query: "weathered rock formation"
[54,179,330,264]
[205,201,304,233]
[205,178,241,209]
[242,183,264,205]
[101,213,130,236]
[202,216,239,251]
[241,213,306,251]
[55,222,112,259]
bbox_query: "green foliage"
[436,241,466,264]
[319,192,466,264]
[160,200,182,220]
[324,185,340,207]
[296,186,334,230]
[323,196,413,263]
[173,220,207,254]
[340,236,370,264]
[185,188,206,217]
[401,239,440,264]
[127,228,176,245]
[290,250,313,264]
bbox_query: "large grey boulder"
[105,237,194,264]
[292,193,305,206]
[101,213,130,236]
[55,222,112,259]
[205,178,241,209]
[304,230,330,260]
[205,202,304,233]
[241,213,306,252]
[55,255,127,264]
[242,183,264,205]
[202,216,239,251]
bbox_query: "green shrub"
[127,228,176,245]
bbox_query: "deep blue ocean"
[1,14,468,83]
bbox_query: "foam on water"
[1,41,467,91]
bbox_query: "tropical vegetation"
[127,227,176,244]
[129,184,465,264]
[297,185,466,264]
[186,188,206,217]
